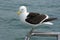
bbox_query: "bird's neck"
[21,12,29,16]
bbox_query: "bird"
[17,6,57,40]
[17,6,57,27]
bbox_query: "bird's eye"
[21,9,24,11]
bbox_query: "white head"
[19,6,27,13]
[17,6,27,15]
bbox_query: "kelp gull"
[17,6,57,26]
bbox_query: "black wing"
[43,18,57,22]
[25,12,46,24]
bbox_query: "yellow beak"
[17,11,21,15]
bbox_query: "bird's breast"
[19,13,29,23]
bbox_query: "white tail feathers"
[43,22,53,25]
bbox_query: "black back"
[25,12,46,24]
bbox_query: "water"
[0,0,60,40]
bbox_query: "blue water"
[0,0,60,40]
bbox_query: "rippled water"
[0,0,60,40]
